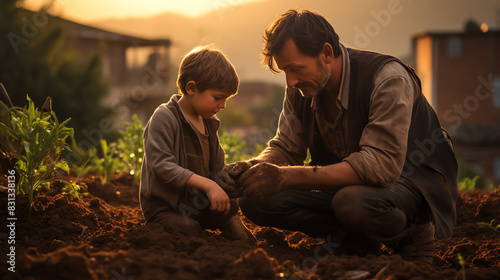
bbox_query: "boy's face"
[191,88,232,119]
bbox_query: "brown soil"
[1,174,499,280]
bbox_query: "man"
[220,10,458,264]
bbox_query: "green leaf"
[22,140,30,153]
[55,162,70,174]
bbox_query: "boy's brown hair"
[177,46,239,95]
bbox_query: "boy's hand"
[205,181,231,215]
[228,160,259,180]
[185,174,231,214]
[218,160,259,198]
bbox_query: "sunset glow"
[24,0,265,21]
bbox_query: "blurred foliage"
[457,160,486,189]
[248,85,285,129]
[116,114,144,182]
[488,184,499,191]
[84,114,144,184]
[216,108,254,128]
[0,95,76,215]
[219,129,264,164]
[218,84,284,147]
[0,0,113,141]
[458,176,479,191]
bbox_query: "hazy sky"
[24,0,265,21]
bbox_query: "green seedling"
[457,253,466,280]
[488,184,499,191]
[458,176,479,191]
[89,139,120,184]
[56,156,90,198]
[477,219,500,232]
[1,95,74,215]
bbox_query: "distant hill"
[90,0,500,84]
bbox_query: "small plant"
[116,114,144,182]
[477,219,500,232]
[0,95,74,215]
[57,157,90,198]
[89,139,120,184]
[458,176,479,191]
[488,184,499,191]
[457,253,466,280]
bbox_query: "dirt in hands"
[237,162,285,199]
[1,174,499,280]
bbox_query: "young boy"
[140,46,254,242]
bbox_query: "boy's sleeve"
[144,107,194,189]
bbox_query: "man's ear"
[321,43,334,64]
[185,81,197,96]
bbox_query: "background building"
[414,30,500,187]
[54,16,172,124]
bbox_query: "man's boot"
[393,222,435,264]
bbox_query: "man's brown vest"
[296,48,458,238]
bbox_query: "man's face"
[274,39,331,98]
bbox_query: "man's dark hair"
[262,10,341,73]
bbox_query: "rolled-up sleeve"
[344,62,417,186]
[144,107,193,189]
[266,89,308,166]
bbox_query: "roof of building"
[24,8,171,47]
[448,123,500,146]
[413,30,500,39]
[55,17,171,47]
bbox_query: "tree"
[0,0,113,142]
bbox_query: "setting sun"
[24,0,265,21]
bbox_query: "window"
[494,76,500,108]
[495,156,500,181]
[447,36,461,58]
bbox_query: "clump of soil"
[1,174,499,280]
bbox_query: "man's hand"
[237,162,288,199]
[218,160,258,198]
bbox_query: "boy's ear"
[185,81,197,96]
